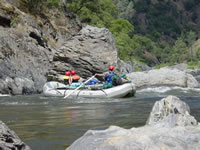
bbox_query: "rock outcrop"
[66,96,200,150]
[0,0,81,95]
[51,25,133,79]
[127,68,200,89]
[0,121,31,150]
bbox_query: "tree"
[24,0,60,12]
[131,35,157,65]
[108,19,135,60]
[109,19,134,37]
[185,31,197,61]
[171,37,188,63]
[66,0,118,28]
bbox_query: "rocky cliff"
[0,0,132,95]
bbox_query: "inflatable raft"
[43,81,136,98]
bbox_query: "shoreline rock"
[127,68,200,89]
[0,121,31,150]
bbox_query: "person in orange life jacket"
[95,65,115,84]
[70,70,80,83]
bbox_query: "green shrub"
[25,0,60,13]
[195,48,200,59]
[11,17,20,26]
[154,63,173,69]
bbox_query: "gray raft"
[43,81,136,98]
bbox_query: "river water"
[0,87,200,150]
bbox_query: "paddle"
[64,75,96,99]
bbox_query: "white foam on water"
[0,94,10,97]
[0,102,49,106]
[0,102,29,105]
[137,87,172,93]
[137,86,200,93]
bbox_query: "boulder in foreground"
[0,121,31,150]
[66,95,200,150]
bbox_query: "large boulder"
[66,96,200,150]
[0,23,50,94]
[146,95,198,127]
[167,63,200,83]
[51,25,133,79]
[0,121,31,150]
[0,77,35,95]
[127,68,200,88]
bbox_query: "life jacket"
[63,76,70,80]
[86,78,99,85]
[72,75,80,81]
[63,76,70,85]
[106,72,114,84]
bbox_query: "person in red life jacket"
[95,65,115,84]
[63,71,71,85]
[70,70,80,83]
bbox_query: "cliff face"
[0,0,132,95]
[51,25,133,80]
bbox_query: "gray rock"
[127,68,200,88]
[66,96,200,150]
[0,79,9,94]
[0,121,31,150]
[51,25,132,79]
[0,1,81,95]
[167,63,188,71]
[186,69,200,83]
[0,77,35,95]
[146,95,198,127]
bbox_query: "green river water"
[0,87,200,150]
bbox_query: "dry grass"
[14,24,25,38]
[192,39,200,54]
[48,39,61,49]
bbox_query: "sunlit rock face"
[127,68,200,89]
[66,95,200,150]
[52,25,133,79]
[146,95,198,127]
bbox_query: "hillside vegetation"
[17,0,200,68]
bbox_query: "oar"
[64,75,96,99]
